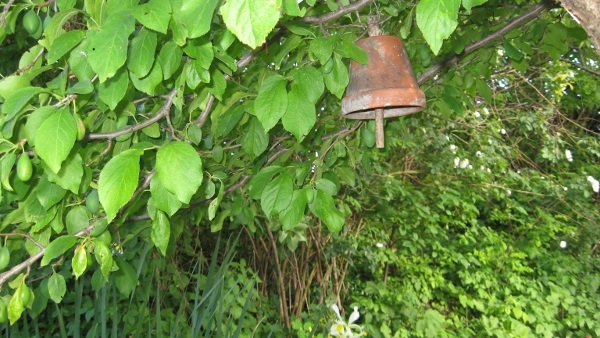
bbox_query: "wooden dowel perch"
[368,16,385,149]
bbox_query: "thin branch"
[0,224,95,287]
[0,0,15,26]
[301,0,374,24]
[322,121,364,140]
[0,233,44,250]
[417,0,554,84]
[560,58,600,76]
[88,90,177,140]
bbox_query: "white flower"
[454,157,460,168]
[474,111,481,118]
[587,176,599,193]
[484,107,490,115]
[560,241,567,248]
[460,158,469,169]
[565,149,573,162]
[563,186,568,191]
[476,151,483,157]
[507,190,512,196]
[500,128,506,135]
[376,243,384,248]
[330,305,365,338]
[445,135,450,141]
[450,144,457,153]
[487,168,492,173]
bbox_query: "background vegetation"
[0,0,599,336]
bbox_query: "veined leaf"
[416,0,460,55]
[282,86,315,142]
[150,175,182,216]
[242,116,268,159]
[133,0,172,34]
[48,273,67,303]
[98,68,129,110]
[261,172,293,218]
[98,149,143,223]
[179,0,219,39]
[41,235,78,266]
[127,28,158,78]
[48,30,85,64]
[313,189,344,232]
[151,210,170,256]
[220,0,282,49]
[87,11,136,82]
[156,141,203,204]
[323,56,348,99]
[280,190,307,231]
[254,75,288,132]
[291,66,324,104]
[35,107,77,174]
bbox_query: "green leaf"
[282,0,305,17]
[183,37,213,69]
[156,141,203,204]
[280,190,307,231]
[157,41,183,80]
[208,182,224,221]
[151,210,170,256]
[249,166,282,199]
[150,175,182,216]
[309,36,337,64]
[313,189,344,232]
[41,235,78,266]
[291,66,324,104]
[127,28,158,78]
[48,273,67,303]
[462,0,487,13]
[2,87,42,121]
[98,149,143,223]
[48,30,85,64]
[65,206,90,235]
[254,75,288,132]
[45,152,84,194]
[282,87,315,142]
[0,153,16,192]
[72,245,87,279]
[175,0,218,39]
[242,116,268,159]
[416,0,460,55]
[25,106,58,146]
[8,285,26,324]
[220,0,282,49]
[316,178,338,196]
[338,39,369,65]
[87,11,136,82]
[93,241,113,280]
[43,8,80,47]
[261,172,293,218]
[66,80,94,94]
[132,0,172,34]
[214,105,245,137]
[35,107,77,174]
[97,68,129,110]
[36,177,67,210]
[114,257,137,296]
[323,56,349,99]
[129,61,163,95]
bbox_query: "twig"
[88,89,177,140]
[15,47,45,75]
[0,233,44,250]
[560,58,600,76]
[0,0,15,26]
[417,0,554,84]
[301,0,374,24]
[0,224,95,287]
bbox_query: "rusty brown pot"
[341,36,426,120]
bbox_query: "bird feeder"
[341,31,426,148]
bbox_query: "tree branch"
[417,0,554,84]
[0,224,95,287]
[88,90,177,140]
[301,0,374,24]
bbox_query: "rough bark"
[559,0,600,48]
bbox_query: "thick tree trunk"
[559,0,600,48]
